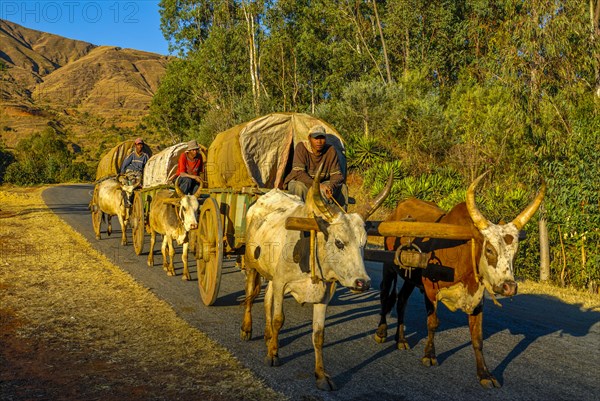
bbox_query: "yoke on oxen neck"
[284,164,394,288]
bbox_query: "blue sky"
[1,1,170,55]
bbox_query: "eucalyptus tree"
[384,0,467,89]
[591,0,600,96]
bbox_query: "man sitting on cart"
[121,137,149,184]
[175,139,204,194]
[284,125,346,207]
[120,138,149,207]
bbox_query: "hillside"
[0,19,168,149]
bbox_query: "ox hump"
[248,189,303,221]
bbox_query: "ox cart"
[130,113,347,306]
[90,140,152,241]
[128,142,208,257]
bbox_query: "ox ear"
[314,217,330,241]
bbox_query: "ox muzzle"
[492,280,518,297]
[349,278,371,293]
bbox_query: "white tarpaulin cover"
[142,143,207,188]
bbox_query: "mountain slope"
[0,19,168,148]
[0,19,95,91]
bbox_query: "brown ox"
[92,174,140,245]
[374,173,545,388]
[146,180,201,280]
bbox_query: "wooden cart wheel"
[196,197,223,306]
[91,186,102,239]
[131,191,145,255]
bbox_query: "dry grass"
[517,280,600,312]
[0,185,287,401]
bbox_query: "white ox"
[240,166,392,391]
[147,179,201,280]
[92,175,140,245]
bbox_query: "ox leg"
[265,282,284,367]
[422,296,439,367]
[263,281,274,347]
[181,241,191,281]
[147,231,156,267]
[395,280,415,350]
[313,289,336,391]
[107,215,112,236]
[162,236,175,276]
[240,266,261,341]
[469,302,500,388]
[95,212,103,240]
[118,214,127,245]
[375,263,397,343]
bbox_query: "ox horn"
[309,163,335,221]
[193,179,204,198]
[466,171,491,231]
[357,172,394,222]
[174,177,185,198]
[512,179,546,230]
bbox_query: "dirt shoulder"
[0,186,286,401]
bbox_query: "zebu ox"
[374,173,545,388]
[92,174,140,245]
[241,165,392,391]
[146,179,201,280]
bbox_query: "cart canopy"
[95,140,152,181]
[207,113,345,189]
[142,142,207,188]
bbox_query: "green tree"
[4,127,90,185]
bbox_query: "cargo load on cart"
[142,142,207,188]
[206,112,346,190]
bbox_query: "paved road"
[43,184,600,401]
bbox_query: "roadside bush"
[0,141,15,183]
[4,160,39,185]
[3,128,92,185]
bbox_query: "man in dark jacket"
[284,125,345,205]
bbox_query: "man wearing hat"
[284,125,345,205]
[121,137,150,178]
[175,139,204,194]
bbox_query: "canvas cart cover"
[95,140,152,181]
[206,112,345,189]
[142,142,207,188]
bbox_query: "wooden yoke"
[364,220,476,265]
[375,221,475,240]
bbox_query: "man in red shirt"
[175,140,204,194]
